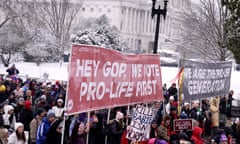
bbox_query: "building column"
[133,9,136,33]
[140,10,144,33]
[144,10,147,33]
[129,8,133,32]
[136,9,140,33]
[125,7,129,32]
[148,11,152,33]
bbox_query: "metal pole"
[153,8,161,54]
[105,108,111,144]
[61,115,65,144]
[86,112,90,144]
[151,0,168,54]
[126,105,130,125]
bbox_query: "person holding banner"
[70,121,89,144]
[108,111,125,144]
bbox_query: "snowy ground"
[1,62,240,98]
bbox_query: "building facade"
[79,0,191,53]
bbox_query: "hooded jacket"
[36,117,51,144]
[191,126,203,144]
[19,101,34,131]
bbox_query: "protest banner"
[126,105,154,142]
[231,99,240,117]
[173,119,193,131]
[180,60,232,101]
[66,44,163,115]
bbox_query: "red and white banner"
[66,44,163,115]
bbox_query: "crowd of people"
[0,65,65,144]
[0,64,239,144]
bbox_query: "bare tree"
[181,0,232,61]
[34,0,82,61]
[0,0,30,66]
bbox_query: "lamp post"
[151,0,168,54]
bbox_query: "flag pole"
[178,53,185,116]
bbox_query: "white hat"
[41,95,47,100]
[15,122,24,131]
[116,111,124,120]
[184,102,190,106]
[4,105,14,114]
[192,100,200,104]
[169,96,174,100]
[57,99,63,103]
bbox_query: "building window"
[108,8,111,13]
[137,39,141,51]
[90,8,94,12]
[82,7,85,11]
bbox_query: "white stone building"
[78,0,191,53]
[0,0,190,54]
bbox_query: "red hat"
[24,100,31,110]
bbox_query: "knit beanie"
[220,133,228,142]
[155,140,168,144]
[24,100,31,110]
[47,111,56,119]
[15,122,24,131]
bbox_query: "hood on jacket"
[42,117,51,124]
[192,126,202,138]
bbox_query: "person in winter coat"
[19,100,34,132]
[0,105,8,144]
[165,96,177,115]
[219,96,227,124]
[180,102,190,119]
[109,111,125,144]
[36,111,56,144]
[45,119,64,144]
[167,83,178,101]
[191,126,203,144]
[8,122,29,144]
[14,85,23,99]
[29,108,46,144]
[35,95,48,112]
[70,121,89,144]
[224,126,233,144]
[6,64,19,76]
[3,105,15,131]
[156,115,171,142]
[189,101,200,121]
[52,98,64,118]
[210,96,220,135]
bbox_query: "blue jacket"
[36,117,51,144]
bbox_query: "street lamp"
[151,0,168,54]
